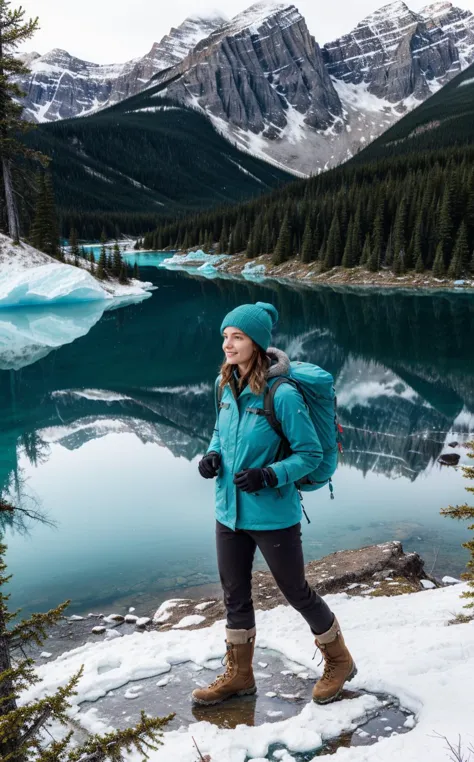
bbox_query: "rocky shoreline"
[215,253,474,291]
[160,249,474,291]
[151,541,442,633]
[29,541,463,665]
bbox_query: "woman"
[194,302,356,707]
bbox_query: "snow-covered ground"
[0,234,154,308]
[24,582,474,761]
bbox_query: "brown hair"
[219,344,268,396]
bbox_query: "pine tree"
[273,212,292,265]
[112,241,122,277]
[412,212,424,273]
[261,223,271,255]
[368,204,384,272]
[323,214,341,270]
[360,234,371,266]
[341,217,354,268]
[415,250,425,273]
[133,261,140,280]
[441,442,474,611]
[97,230,107,280]
[432,242,446,278]
[30,173,60,258]
[393,197,408,269]
[219,220,229,254]
[119,263,128,284]
[228,230,236,256]
[0,529,172,761]
[392,247,405,275]
[448,220,470,278]
[301,219,317,263]
[438,183,454,264]
[0,1,43,243]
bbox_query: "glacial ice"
[0,263,110,308]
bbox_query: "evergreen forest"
[144,62,474,278]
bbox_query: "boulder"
[439,453,461,466]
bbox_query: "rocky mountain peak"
[323,0,461,102]
[14,13,225,123]
[156,0,341,154]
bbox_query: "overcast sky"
[18,0,474,64]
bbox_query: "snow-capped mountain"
[16,14,226,123]
[323,1,460,101]
[17,1,474,173]
[145,0,474,175]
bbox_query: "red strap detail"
[337,423,344,434]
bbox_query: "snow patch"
[22,584,474,761]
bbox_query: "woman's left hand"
[233,467,277,493]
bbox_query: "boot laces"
[208,648,234,689]
[314,644,337,683]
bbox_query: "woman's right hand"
[198,452,221,479]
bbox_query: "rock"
[135,617,151,628]
[124,615,139,623]
[103,614,125,623]
[448,441,459,448]
[92,626,106,634]
[438,453,461,466]
[40,651,52,658]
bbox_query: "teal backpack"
[265,362,342,500]
[217,361,343,506]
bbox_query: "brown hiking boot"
[192,628,256,706]
[312,618,357,704]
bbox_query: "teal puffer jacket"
[207,348,323,531]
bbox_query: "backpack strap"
[264,377,299,441]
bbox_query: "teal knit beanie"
[220,302,279,351]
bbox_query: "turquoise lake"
[1,260,473,618]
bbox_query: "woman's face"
[223,326,255,366]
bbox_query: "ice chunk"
[105,629,122,640]
[172,615,205,629]
[195,601,215,611]
[421,580,436,590]
[0,263,110,308]
[197,262,218,273]
[242,262,266,280]
[442,576,461,585]
[153,598,188,623]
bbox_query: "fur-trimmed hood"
[266,347,291,378]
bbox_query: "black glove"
[198,451,221,479]
[233,467,278,493]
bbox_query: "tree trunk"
[2,157,20,243]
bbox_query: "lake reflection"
[1,267,473,617]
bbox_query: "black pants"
[216,521,334,636]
